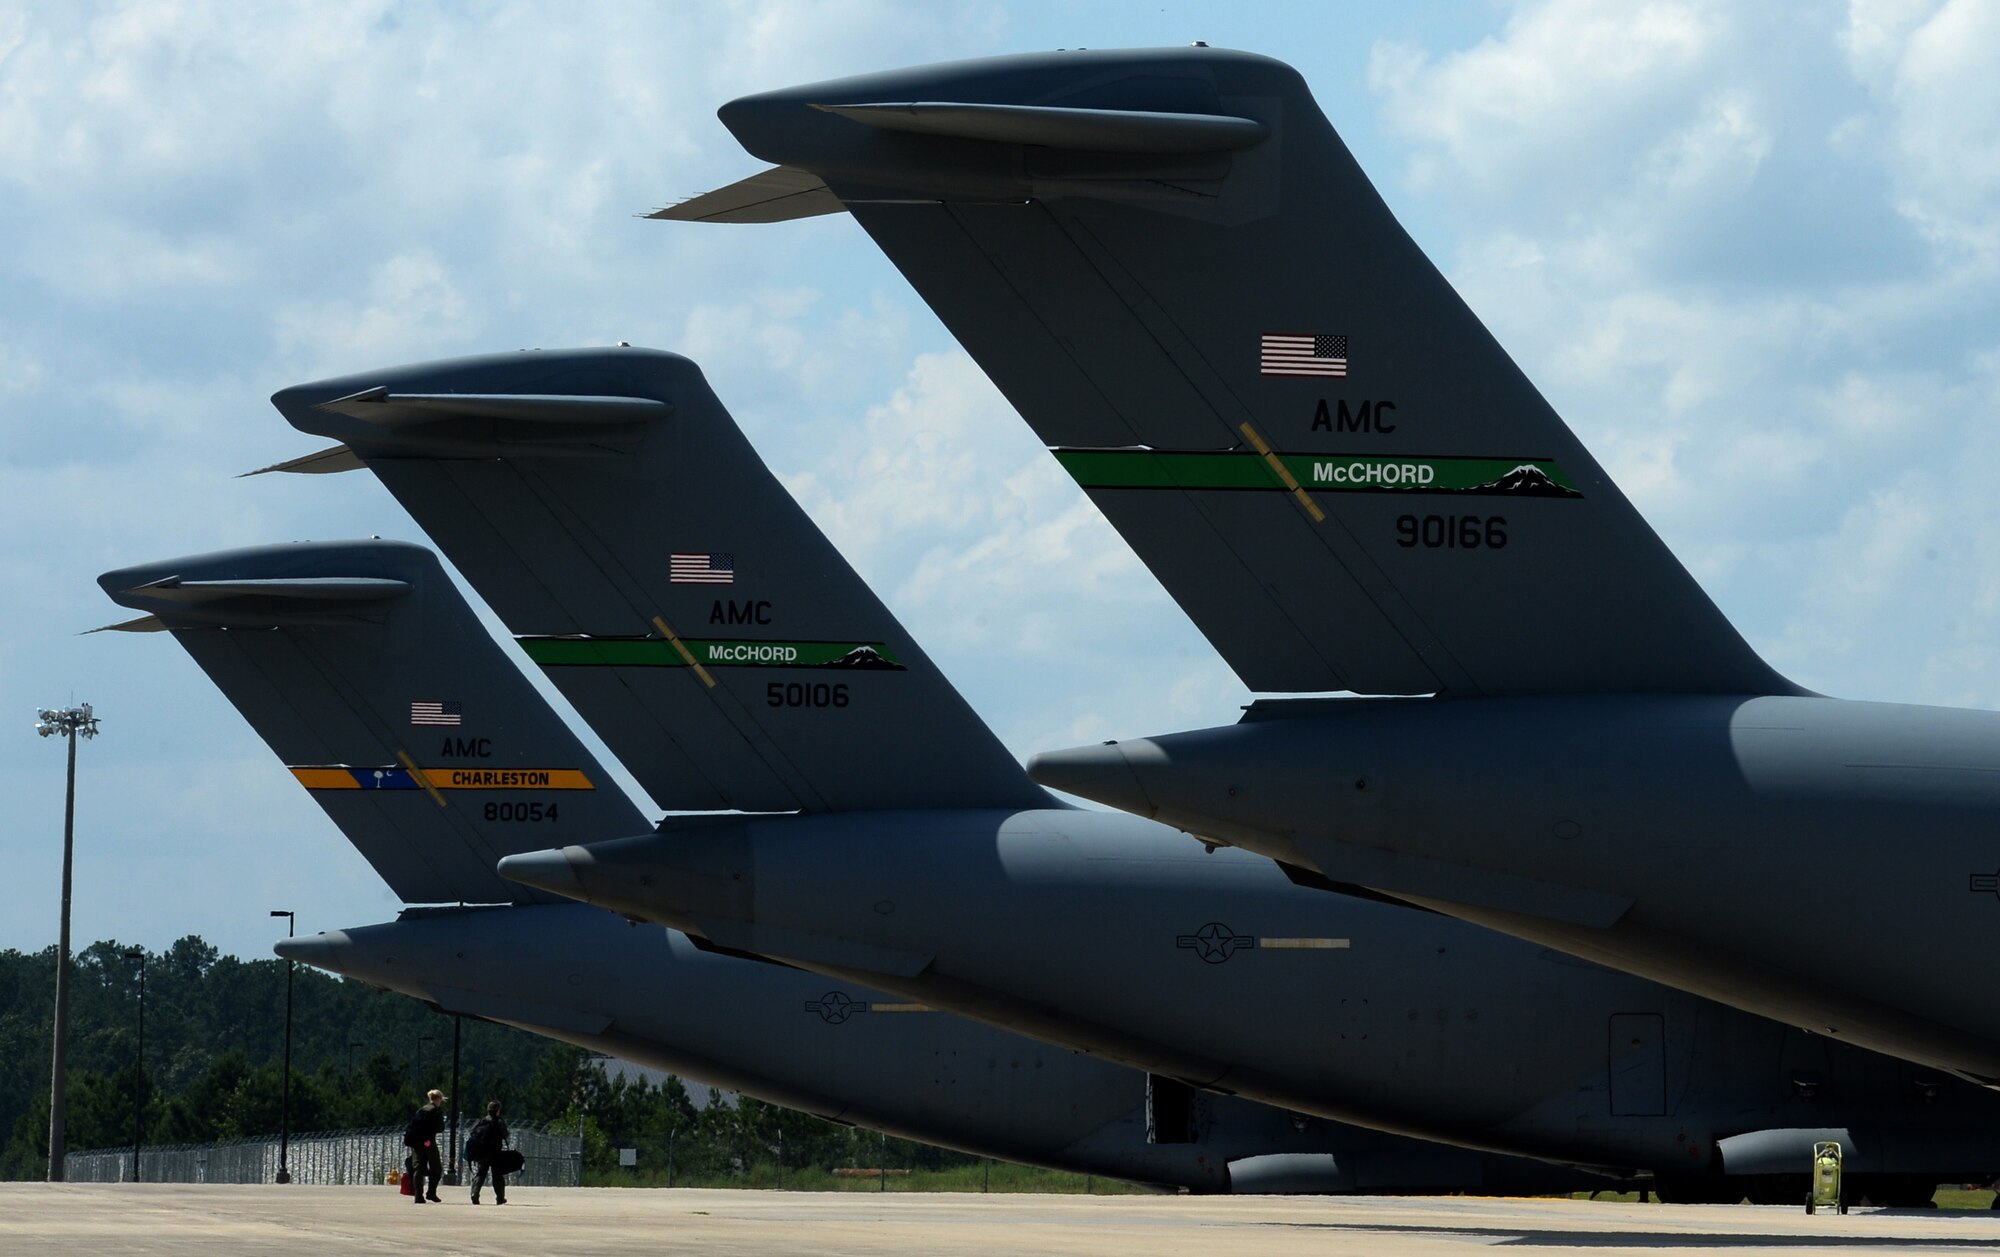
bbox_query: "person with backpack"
[403,1089,447,1204]
[465,1100,511,1205]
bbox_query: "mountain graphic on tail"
[824,646,906,671]
[1470,465,1584,499]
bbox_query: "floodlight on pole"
[38,702,100,1183]
[270,910,295,1184]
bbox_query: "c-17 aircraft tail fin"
[693,47,1794,699]
[99,540,654,905]
[266,348,1053,816]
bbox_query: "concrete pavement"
[4,1184,1997,1255]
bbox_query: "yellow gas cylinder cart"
[1806,1140,1846,1214]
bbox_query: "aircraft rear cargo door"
[1608,1014,1667,1116]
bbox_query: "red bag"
[399,1168,415,1195]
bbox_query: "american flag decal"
[670,552,735,585]
[1261,332,1348,378]
[410,700,462,727]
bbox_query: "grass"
[1575,1187,1999,1211]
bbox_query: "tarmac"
[4,1185,1999,1256]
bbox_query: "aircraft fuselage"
[1028,693,2000,1085]
[502,802,2000,1182]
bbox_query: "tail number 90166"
[1396,515,1507,550]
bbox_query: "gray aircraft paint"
[683,47,1793,701]
[99,539,1586,1195]
[501,809,2000,1199]
[264,353,1048,817]
[1028,696,2000,1087]
[679,48,2000,1088]
[266,355,1996,1198]
[289,905,1520,1195]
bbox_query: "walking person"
[466,1100,511,1205]
[404,1089,447,1204]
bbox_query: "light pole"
[270,910,295,1184]
[123,947,145,1184]
[444,1014,463,1187]
[37,702,99,1182]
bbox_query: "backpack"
[403,1111,430,1150]
[465,1116,498,1161]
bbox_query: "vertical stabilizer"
[269,349,1051,814]
[99,540,653,904]
[695,48,1793,699]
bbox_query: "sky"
[4,0,1998,962]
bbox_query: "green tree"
[0,936,551,1177]
[0,935,999,1188]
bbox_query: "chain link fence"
[63,1121,582,1187]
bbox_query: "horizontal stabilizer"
[646,166,844,223]
[126,575,411,604]
[268,356,679,461]
[811,101,1267,154]
[105,573,411,628]
[319,388,673,426]
[98,540,656,907]
[239,444,365,477]
[82,614,166,634]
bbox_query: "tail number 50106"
[768,682,850,708]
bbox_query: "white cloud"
[1369,0,2000,700]
[6,0,1997,962]
[1849,0,2000,263]
[1841,0,1945,86]
[1370,0,1723,208]
[780,350,1250,760]
[0,0,1025,960]
[272,250,477,375]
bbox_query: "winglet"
[240,445,366,477]
[645,166,844,223]
[269,351,678,460]
[81,614,166,635]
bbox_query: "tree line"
[0,936,980,1185]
